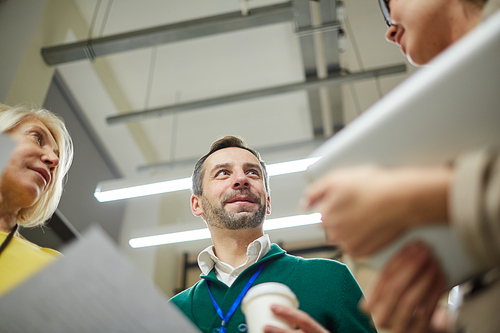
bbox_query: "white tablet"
[307,11,500,176]
[305,12,500,289]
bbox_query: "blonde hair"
[0,104,73,227]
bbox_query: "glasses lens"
[378,0,391,26]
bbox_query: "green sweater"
[170,244,376,333]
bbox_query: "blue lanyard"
[207,262,267,333]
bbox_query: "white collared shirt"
[197,234,271,287]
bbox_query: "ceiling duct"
[41,2,293,66]
[106,64,406,125]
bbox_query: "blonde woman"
[0,104,73,296]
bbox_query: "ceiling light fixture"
[129,212,322,248]
[94,156,322,202]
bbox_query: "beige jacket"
[451,0,500,275]
[451,149,500,271]
[451,1,500,332]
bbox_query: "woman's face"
[384,0,474,65]
[1,119,59,210]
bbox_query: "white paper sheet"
[0,134,16,175]
[0,226,200,333]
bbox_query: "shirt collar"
[197,234,271,276]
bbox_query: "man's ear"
[191,194,204,217]
[266,195,271,215]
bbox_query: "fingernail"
[263,326,275,333]
[270,304,282,312]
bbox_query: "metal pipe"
[295,22,342,37]
[310,0,333,137]
[41,2,293,66]
[107,64,406,125]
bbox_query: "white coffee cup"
[241,282,299,333]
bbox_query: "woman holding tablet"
[264,1,500,333]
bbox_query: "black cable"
[88,0,102,40]
[170,91,181,163]
[144,46,158,110]
[344,15,364,116]
[98,0,114,37]
[344,16,364,69]
[0,224,18,257]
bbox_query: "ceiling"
[40,0,414,252]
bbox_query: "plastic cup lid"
[242,282,299,308]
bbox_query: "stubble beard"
[201,190,266,230]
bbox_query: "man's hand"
[302,166,451,257]
[361,241,447,333]
[263,305,330,333]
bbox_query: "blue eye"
[216,170,229,177]
[247,169,260,176]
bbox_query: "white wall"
[0,0,49,102]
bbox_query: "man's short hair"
[465,0,488,7]
[192,136,269,196]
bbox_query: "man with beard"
[169,136,376,333]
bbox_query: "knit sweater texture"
[170,244,376,333]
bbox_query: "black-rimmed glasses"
[378,0,391,26]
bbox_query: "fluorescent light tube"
[263,212,322,230]
[95,156,322,202]
[266,157,321,176]
[129,213,322,248]
[95,177,192,202]
[129,228,211,248]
